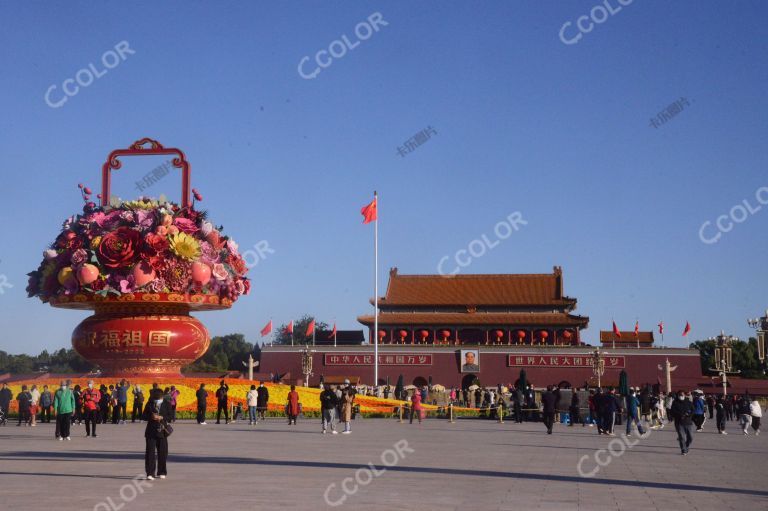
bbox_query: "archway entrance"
[413,376,428,387]
[462,373,478,389]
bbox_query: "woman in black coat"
[143,389,173,480]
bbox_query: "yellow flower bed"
[3,378,444,414]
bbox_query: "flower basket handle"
[101,138,191,208]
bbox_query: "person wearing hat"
[53,380,75,441]
[143,388,172,480]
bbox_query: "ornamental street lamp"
[747,309,767,373]
[300,347,315,387]
[591,348,605,388]
[708,330,740,396]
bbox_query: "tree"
[689,337,766,379]
[183,333,256,373]
[273,315,329,345]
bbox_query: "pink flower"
[167,225,180,236]
[135,209,155,231]
[155,225,168,236]
[199,241,220,265]
[212,263,228,281]
[235,280,245,295]
[226,239,239,255]
[161,214,173,227]
[173,217,198,234]
[43,249,58,260]
[201,221,214,236]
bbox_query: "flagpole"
[374,191,379,387]
[313,323,316,346]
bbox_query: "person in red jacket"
[82,380,101,438]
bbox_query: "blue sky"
[0,1,766,354]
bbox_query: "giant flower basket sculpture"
[27,139,250,377]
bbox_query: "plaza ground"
[1,416,766,510]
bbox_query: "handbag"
[162,421,173,437]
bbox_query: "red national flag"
[612,321,622,338]
[360,196,377,224]
[658,321,664,334]
[260,320,272,337]
[306,319,315,338]
[682,321,691,337]
[634,321,639,337]
[285,321,294,335]
[328,323,337,340]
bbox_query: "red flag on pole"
[260,320,272,337]
[658,321,664,334]
[682,321,691,337]
[360,196,377,224]
[328,323,337,340]
[634,321,639,337]
[612,321,622,338]
[285,321,294,335]
[306,319,315,338]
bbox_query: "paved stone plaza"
[1,416,766,510]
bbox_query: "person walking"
[692,392,706,431]
[320,384,339,434]
[749,397,761,435]
[143,388,172,480]
[409,390,423,424]
[246,385,258,424]
[256,382,269,422]
[670,390,695,455]
[53,381,75,441]
[286,385,300,425]
[16,385,32,426]
[82,380,101,437]
[706,394,715,420]
[29,384,40,427]
[715,396,727,435]
[196,383,208,425]
[602,389,618,436]
[738,395,752,435]
[341,387,354,433]
[625,389,646,436]
[215,380,229,424]
[541,386,556,434]
[40,385,53,423]
[0,383,13,424]
[132,384,145,423]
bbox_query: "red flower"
[227,254,247,276]
[96,227,141,269]
[143,233,170,254]
[56,231,83,250]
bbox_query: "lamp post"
[300,346,315,387]
[708,330,739,396]
[591,348,605,388]
[747,309,767,374]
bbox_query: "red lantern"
[378,329,387,339]
[441,329,451,338]
[539,330,549,339]
[563,330,573,343]
[419,329,429,340]
[495,330,504,338]
[398,329,408,343]
[516,330,526,339]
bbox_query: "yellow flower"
[169,232,200,261]
[90,236,102,249]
